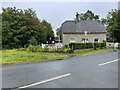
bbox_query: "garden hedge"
[69,42,106,50]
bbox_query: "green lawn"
[1,48,113,65]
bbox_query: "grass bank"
[1,48,113,65]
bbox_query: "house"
[61,13,107,45]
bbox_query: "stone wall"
[62,33,106,45]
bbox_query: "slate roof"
[61,20,107,34]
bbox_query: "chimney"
[76,12,79,22]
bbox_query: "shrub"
[94,42,106,48]
[64,44,69,48]
[69,42,106,50]
[69,42,93,50]
[27,45,42,52]
[62,48,73,53]
[27,45,37,52]
[18,48,26,51]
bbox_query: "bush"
[69,42,106,50]
[20,44,74,53]
[17,48,26,51]
[94,42,106,48]
[42,48,49,52]
[27,45,42,52]
[64,44,69,48]
[69,42,93,50]
[63,48,73,53]
[27,45,36,52]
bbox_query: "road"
[2,50,119,89]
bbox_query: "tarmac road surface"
[2,50,119,89]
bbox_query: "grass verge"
[1,49,73,65]
[1,48,113,65]
[74,48,113,56]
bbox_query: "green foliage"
[24,44,73,53]
[69,43,93,50]
[1,7,54,49]
[41,20,54,43]
[28,37,37,46]
[56,28,62,42]
[101,9,120,42]
[69,42,106,50]
[27,45,36,52]
[47,48,73,53]
[64,44,69,48]
[94,42,106,49]
[79,10,99,20]
[26,45,42,52]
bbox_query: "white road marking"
[99,58,120,66]
[16,73,71,89]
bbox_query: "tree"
[56,28,62,42]
[79,10,99,20]
[1,7,54,49]
[41,20,54,43]
[101,9,120,42]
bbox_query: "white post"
[85,31,87,42]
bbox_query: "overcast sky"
[1,2,119,32]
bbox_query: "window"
[94,38,99,42]
[82,38,85,42]
[82,38,88,42]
